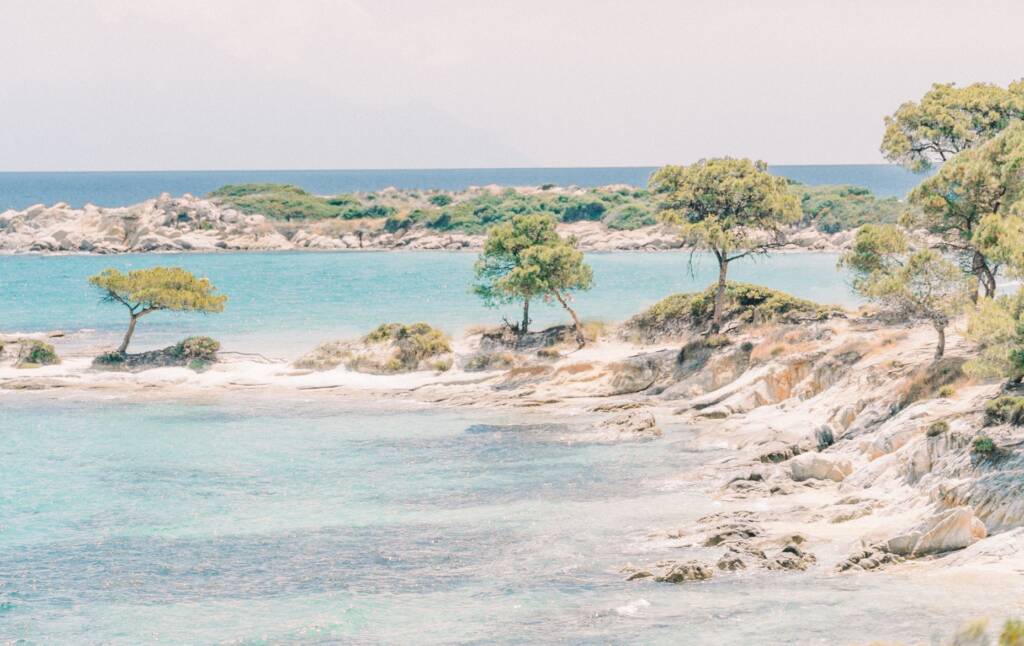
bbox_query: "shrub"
[897,357,965,410]
[365,323,452,372]
[604,203,656,230]
[985,396,1024,426]
[972,435,997,456]
[170,336,220,370]
[465,352,516,372]
[428,194,453,207]
[927,420,949,437]
[624,282,837,341]
[171,336,220,361]
[15,339,60,368]
[938,385,956,398]
[791,184,914,233]
[208,184,393,221]
[94,351,126,367]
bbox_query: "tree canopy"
[881,80,1024,172]
[89,266,227,354]
[650,158,801,332]
[473,213,593,344]
[906,122,1024,298]
[839,224,970,359]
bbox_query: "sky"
[2,0,1023,171]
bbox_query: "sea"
[4,165,1003,645]
[0,164,924,211]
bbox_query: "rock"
[836,544,905,572]
[654,561,713,584]
[766,543,817,571]
[789,453,853,482]
[625,570,653,581]
[886,506,987,557]
[593,411,662,440]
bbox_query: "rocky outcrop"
[0,194,855,255]
[886,506,988,557]
[0,195,290,253]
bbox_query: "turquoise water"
[0,164,924,210]
[2,394,1020,644]
[0,251,855,355]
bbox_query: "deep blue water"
[0,250,855,356]
[0,164,924,210]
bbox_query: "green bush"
[208,184,394,221]
[985,396,1024,426]
[15,339,60,368]
[94,351,126,366]
[927,420,949,437]
[604,203,656,230]
[365,323,451,372]
[626,282,836,341]
[171,336,220,361]
[790,184,915,233]
[972,435,997,456]
[428,194,453,206]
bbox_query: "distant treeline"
[207,181,907,234]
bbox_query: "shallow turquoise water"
[0,251,855,355]
[2,395,1020,645]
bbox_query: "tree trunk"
[520,297,530,335]
[933,320,946,360]
[711,255,729,334]
[972,251,996,300]
[552,290,585,347]
[118,314,139,354]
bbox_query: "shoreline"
[5,313,1023,584]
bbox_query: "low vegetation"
[984,396,1024,426]
[206,180,903,238]
[927,420,950,437]
[624,282,837,342]
[92,336,221,372]
[208,183,395,221]
[14,339,60,368]
[295,323,453,374]
[791,184,911,233]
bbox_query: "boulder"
[654,561,713,584]
[592,411,662,440]
[886,506,987,557]
[789,453,853,482]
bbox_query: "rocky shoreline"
[0,193,854,254]
[4,303,1023,586]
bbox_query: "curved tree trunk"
[551,290,585,347]
[971,251,996,300]
[711,254,729,334]
[118,314,140,354]
[521,297,531,335]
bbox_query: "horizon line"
[0,162,903,175]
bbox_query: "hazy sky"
[3,0,1023,171]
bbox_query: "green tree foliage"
[964,289,1024,381]
[881,80,1024,172]
[791,184,911,233]
[208,184,395,221]
[840,225,970,359]
[906,123,1024,299]
[650,158,801,333]
[89,267,227,354]
[473,213,594,344]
